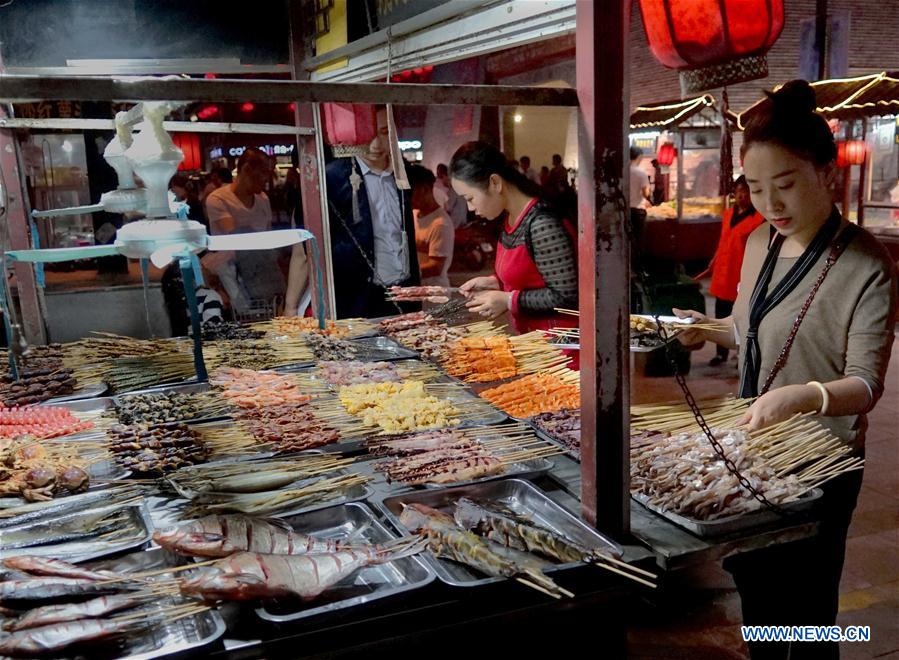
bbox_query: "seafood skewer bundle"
[255,316,378,339]
[630,418,864,520]
[204,337,314,370]
[385,320,496,361]
[530,408,581,456]
[107,422,209,474]
[210,367,317,409]
[315,359,439,387]
[233,403,341,452]
[0,368,78,407]
[386,285,457,303]
[452,498,655,588]
[164,454,356,499]
[399,503,572,598]
[441,332,569,383]
[369,426,560,486]
[200,319,265,341]
[479,368,580,418]
[111,390,231,425]
[0,406,95,440]
[178,535,427,602]
[377,311,436,334]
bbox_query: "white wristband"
[806,381,829,416]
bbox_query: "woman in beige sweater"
[675,81,897,659]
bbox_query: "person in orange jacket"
[702,175,765,366]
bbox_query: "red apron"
[495,199,579,366]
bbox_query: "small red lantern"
[638,0,785,92]
[843,139,867,166]
[320,104,377,157]
[240,102,255,113]
[657,142,677,168]
[171,133,201,171]
[836,140,848,168]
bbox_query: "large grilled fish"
[179,536,425,601]
[153,514,370,558]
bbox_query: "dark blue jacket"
[325,158,420,318]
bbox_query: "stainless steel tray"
[256,502,435,623]
[89,548,227,660]
[377,478,622,588]
[44,396,114,413]
[114,381,211,398]
[0,501,152,563]
[631,488,824,537]
[350,335,419,361]
[45,381,109,403]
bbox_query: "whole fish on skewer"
[5,592,155,632]
[0,577,136,604]
[153,514,372,558]
[452,498,656,588]
[0,615,153,656]
[1,556,119,582]
[398,503,572,598]
[179,535,426,601]
[0,505,134,550]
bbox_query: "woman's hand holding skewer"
[672,309,737,349]
[737,384,823,432]
[466,290,511,319]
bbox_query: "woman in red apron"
[449,142,579,363]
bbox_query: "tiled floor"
[627,338,899,659]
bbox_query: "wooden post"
[575,0,630,535]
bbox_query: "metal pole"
[288,2,334,319]
[575,0,630,536]
[677,131,685,220]
[857,118,868,226]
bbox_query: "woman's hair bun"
[768,79,817,116]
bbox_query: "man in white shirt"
[628,146,651,272]
[204,148,284,314]
[433,163,468,228]
[324,107,420,318]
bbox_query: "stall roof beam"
[0,117,314,135]
[0,74,578,107]
[307,0,576,83]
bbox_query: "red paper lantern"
[657,142,677,167]
[171,133,201,171]
[320,104,377,155]
[638,0,785,92]
[240,102,255,113]
[844,139,867,166]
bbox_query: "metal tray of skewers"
[160,453,375,521]
[0,548,227,660]
[45,381,109,404]
[376,478,623,588]
[631,488,824,537]
[0,492,153,563]
[254,502,436,623]
[349,336,419,361]
[358,424,557,492]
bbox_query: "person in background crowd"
[675,80,897,660]
[284,167,303,228]
[629,146,651,270]
[434,162,469,228]
[519,156,540,185]
[651,158,666,206]
[408,164,454,288]
[546,154,570,195]
[169,173,205,225]
[204,148,283,314]
[698,174,765,366]
[201,167,231,205]
[450,141,578,339]
[539,166,550,187]
[325,106,420,318]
